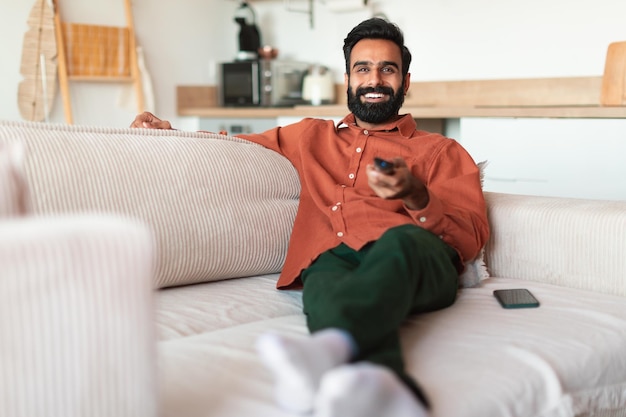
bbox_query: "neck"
[354,114,401,130]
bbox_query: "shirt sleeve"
[404,140,489,264]
[238,123,301,158]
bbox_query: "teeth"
[365,93,384,98]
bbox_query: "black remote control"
[373,157,395,174]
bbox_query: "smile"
[363,92,388,101]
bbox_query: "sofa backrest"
[0,120,300,289]
[484,191,626,297]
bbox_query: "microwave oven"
[219,60,310,107]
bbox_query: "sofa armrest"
[0,215,158,417]
[484,192,626,297]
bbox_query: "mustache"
[355,86,395,97]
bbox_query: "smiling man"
[131,17,489,417]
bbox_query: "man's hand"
[366,157,429,210]
[130,112,173,130]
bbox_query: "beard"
[347,82,406,125]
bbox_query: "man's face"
[345,38,410,126]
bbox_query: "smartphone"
[493,289,540,309]
[373,157,395,174]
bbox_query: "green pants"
[301,224,459,406]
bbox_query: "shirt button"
[356,147,362,153]
[363,130,369,135]
[332,206,338,211]
[337,232,344,237]
[348,173,355,179]
[419,216,427,223]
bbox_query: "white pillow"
[458,160,490,288]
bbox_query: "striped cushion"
[0,142,30,216]
[0,215,157,417]
[0,120,300,289]
[484,192,626,297]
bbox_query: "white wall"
[1,0,625,127]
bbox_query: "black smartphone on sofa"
[493,289,540,309]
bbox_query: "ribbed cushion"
[0,142,29,216]
[0,120,300,288]
[0,215,157,417]
[484,192,626,296]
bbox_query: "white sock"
[255,329,352,414]
[314,363,430,417]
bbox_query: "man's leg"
[255,248,358,413]
[257,225,459,414]
[302,225,459,403]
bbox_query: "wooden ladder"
[52,0,144,124]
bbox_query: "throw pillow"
[458,160,490,288]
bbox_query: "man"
[132,17,489,417]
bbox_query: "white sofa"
[1,120,625,417]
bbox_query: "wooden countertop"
[177,76,626,120]
[178,104,626,119]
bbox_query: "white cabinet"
[456,118,626,201]
[197,117,278,134]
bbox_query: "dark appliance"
[219,59,310,107]
[234,2,261,61]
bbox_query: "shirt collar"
[337,113,416,138]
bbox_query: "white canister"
[302,65,335,106]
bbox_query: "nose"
[366,70,383,87]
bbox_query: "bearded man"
[131,17,489,417]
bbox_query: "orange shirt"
[239,113,489,289]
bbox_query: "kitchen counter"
[178,104,626,119]
[177,76,626,120]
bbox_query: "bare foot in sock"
[255,330,352,414]
[314,363,430,417]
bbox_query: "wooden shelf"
[68,75,134,82]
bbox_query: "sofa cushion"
[156,277,626,417]
[0,142,30,216]
[0,214,157,417]
[484,192,626,297]
[156,274,303,341]
[407,277,626,417]
[0,121,300,289]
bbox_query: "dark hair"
[343,17,412,77]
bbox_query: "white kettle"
[302,65,335,106]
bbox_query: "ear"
[344,73,349,89]
[403,72,411,95]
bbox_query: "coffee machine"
[234,2,261,61]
